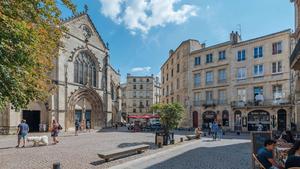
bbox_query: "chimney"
[230,31,241,44]
[127,73,131,77]
[201,43,206,49]
[169,49,174,57]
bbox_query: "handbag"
[58,124,63,130]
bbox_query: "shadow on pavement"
[146,142,251,169]
[118,142,157,149]
[90,151,146,166]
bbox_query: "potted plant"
[151,103,184,145]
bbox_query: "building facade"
[0,11,121,134]
[161,30,294,132]
[121,74,161,117]
[290,0,300,131]
[160,40,203,127]
[191,30,293,132]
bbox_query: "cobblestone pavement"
[0,128,251,169]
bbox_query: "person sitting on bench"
[195,127,202,139]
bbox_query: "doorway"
[202,111,216,129]
[192,111,198,128]
[22,110,40,132]
[277,109,287,132]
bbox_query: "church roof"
[61,11,108,50]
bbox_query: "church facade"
[0,12,121,134]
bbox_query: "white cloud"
[98,0,198,35]
[98,0,124,23]
[131,66,151,72]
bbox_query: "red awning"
[128,114,159,119]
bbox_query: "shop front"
[247,110,270,131]
[202,111,216,130]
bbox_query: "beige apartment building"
[161,30,294,132]
[160,40,203,127]
[121,74,161,118]
[290,0,300,131]
[191,30,293,132]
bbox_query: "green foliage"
[0,0,76,110]
[151,103,184,133]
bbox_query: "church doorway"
[22,110,40,132]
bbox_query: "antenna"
[237,24,242,39]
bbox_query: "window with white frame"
[194,73,201,88]
[237,89,246,102]
[272,41,282,55]
[218,69,226,83]
[254,46,263,58]
[219,50,226,60]
[237,67,247,80]
[195,56,201,66]
[237,49,246,61]
[273,85,283,100]
[254,64,264,76]
[218,90,226,104]
[206,91,213,104]
[194,92,201,106]
[206,53,213,63]
[206,71,213,85]
[272,61,282,74]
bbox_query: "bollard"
[158,142,162,148]
[53,162,61,169]
[180,137,183,142]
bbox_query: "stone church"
[0,11,121,134]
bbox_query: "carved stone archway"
[67,87,104,130]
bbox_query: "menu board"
[251,131,272,154]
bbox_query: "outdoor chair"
[252,153,266,169]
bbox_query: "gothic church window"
[74,51,97,87]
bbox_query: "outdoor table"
[275,146,291,165]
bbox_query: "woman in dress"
[51,119,59,144]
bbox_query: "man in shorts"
[16,119,29,148]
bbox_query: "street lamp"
[271,115,277,129]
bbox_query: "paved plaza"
[0,128,251,169]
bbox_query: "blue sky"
[60,0,294,83]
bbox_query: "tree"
[0,0,76,110]
[151,103,184,134]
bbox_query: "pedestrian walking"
[16,119,29,148]
[217,123,223,141]
[75,119,80,136]
[81,120,86,132]
[115,123,118,130]
[211,120,219,141]
[86,120,91,132]
[208,122,212,136]
[51,120,60,144]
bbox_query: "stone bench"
[98,144,150,162]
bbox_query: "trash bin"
[155,132,174,145]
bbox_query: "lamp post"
[271,115,277,129]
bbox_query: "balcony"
[193,100,228,107]
[218,79,227,84]
[231,99,291,108]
